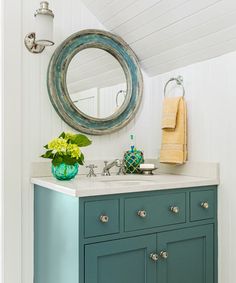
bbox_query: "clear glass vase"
[51,163,79,180]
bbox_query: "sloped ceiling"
[82,0,236,76]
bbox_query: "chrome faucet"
[117,160,126,175]
[102,159,124,176]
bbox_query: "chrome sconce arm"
[24,32,46,54]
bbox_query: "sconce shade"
[35,13,54,46]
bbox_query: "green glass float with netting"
[123,147,144,174]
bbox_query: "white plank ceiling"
[82,0,236,76]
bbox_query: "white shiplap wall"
[82,0,236,76]
[21,1,153,283]
[150,50,236,283]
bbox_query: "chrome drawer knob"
[201,201,209,209]
[150,253,159,262]
[160,251,168,259]
[137,210,147,218]
[100,215,109,223]
[170,206,180,214]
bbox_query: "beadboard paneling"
[21,1,104,283]
[150,50,236,283]
[21,2,153,283]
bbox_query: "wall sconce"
[24,1,54,54]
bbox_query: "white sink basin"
[94,175,158,186]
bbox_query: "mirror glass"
[66,48,127,119]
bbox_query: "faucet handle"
[86,164,97,169]
[86,164,97,177]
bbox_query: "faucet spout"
[102,159,121,176]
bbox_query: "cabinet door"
[157,225,214,283]
[85,235,156,283]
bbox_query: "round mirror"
[48,29,143,135]
[66,48,127,119]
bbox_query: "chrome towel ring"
[164,76,185,97]
[116,90,127,107]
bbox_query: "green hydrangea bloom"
[48,138,68,153]
[67,143,81,159]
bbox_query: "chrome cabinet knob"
[160,251,168,259]
[137,210,147,218]
[100,215,109,223]
[170,206,180,214]
[201,201,209,209]
[150,253,159,262]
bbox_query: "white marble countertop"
[31,173,219,197]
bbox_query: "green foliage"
[71,134,92,147]
[41,150,54,159]
[52,155,63,166]
[41,132,92,167]
[77,153,85,165]
[59,132,66,139]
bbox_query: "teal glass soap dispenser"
[123,135,144,174]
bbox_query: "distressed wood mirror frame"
[47,29,143,135]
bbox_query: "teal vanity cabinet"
[85,235,157,283]
[34,185,217,283]
[157,225,214,283]
[85,226,214,283]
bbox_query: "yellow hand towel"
[160,97,187,164]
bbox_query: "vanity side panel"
[34,186,79,283]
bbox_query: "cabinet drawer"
[84,199,119,238]
[190,190,215,221]
[124,192,186,232]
